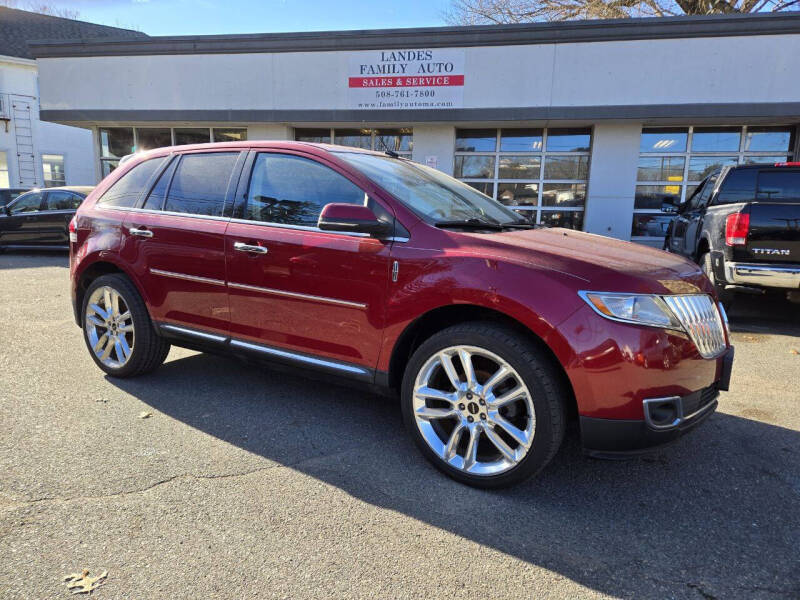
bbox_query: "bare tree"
[445,0,800,23]
[0,0,80,19]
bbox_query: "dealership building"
[29,13,800,245]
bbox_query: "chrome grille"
[663,295,727,359]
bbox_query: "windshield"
[335,152,526,225]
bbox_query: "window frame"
[232,149,372,232]
[41,153,67,188]
[454,127,592,228]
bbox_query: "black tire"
[700,252,733,309]
[81,273,170,378]
[401,322,567,488]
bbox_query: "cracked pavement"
[1,252,799,599]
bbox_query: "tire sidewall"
[401,324,564,488]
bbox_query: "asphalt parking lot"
[1,252,798,599]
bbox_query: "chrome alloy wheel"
[84,285,135,369]
[412,345,536,476]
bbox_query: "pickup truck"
[663,162,800,305]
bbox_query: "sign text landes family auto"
[348,49,465,110]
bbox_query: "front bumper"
[580,347,733,456]
[725,262,800,289]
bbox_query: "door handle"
[234,241,268,255]
[129,227,153,238]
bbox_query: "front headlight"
[578,291,683,330]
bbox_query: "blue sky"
[46,0,452,35]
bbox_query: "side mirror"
[318,203,393,237]
[661,199,678,214]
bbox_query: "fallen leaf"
[63,569,107,594]
[791,349,799,355]
[139,411,152,419]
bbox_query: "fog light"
[643,396,682,430]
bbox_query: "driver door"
[0,191,46,246]
[224,150,393,377]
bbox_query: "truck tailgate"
[738,202,800,264]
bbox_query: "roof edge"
[29,12,800,58]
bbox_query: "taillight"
[774,161,800,167]
[725,212,749,246]
[68,216,78,243]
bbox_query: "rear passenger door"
[120,151,245,338]
[41,190,83,244]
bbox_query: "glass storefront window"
[639,128,688,153]
[296,128,412,156]
[99,127,134,159]
[212,128,247,142]
[691,127,741,152]
[455,129,496,152]
[135,128,172,152]
[546,128,591,152]
[454,127,591,229]
[174,128,211,146]
[633,125,798,240]
[499,129,542,152]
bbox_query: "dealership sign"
[348,49,465,110]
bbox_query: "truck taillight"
[774,161,800,167]
[725,212,749,246]
[68,216,78,243]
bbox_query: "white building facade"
[31,13,800,245]
[0,53,94,190]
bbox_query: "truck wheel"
[401,322,567,488]
[701,252,733,308]
[82,273,171,378]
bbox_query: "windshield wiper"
[434,218,506,231]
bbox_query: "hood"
[457,227,711,295]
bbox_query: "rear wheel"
[82,274,170,378]
[700,251,733,308]
[401,322,567,488]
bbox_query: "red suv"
[70,142,734,487]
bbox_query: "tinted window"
[716,168,758,205]
[142,157,178,211]
[98,157,165,208]
[688,175,716,211]
[757,170,800,203]
[45,190,82,210]
[245,154,365,226]
[9,192,43,214]
[164,152,238,216]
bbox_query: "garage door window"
[295,128,413,157]
[633,125,797,241]
[454,127,592,229]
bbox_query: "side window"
[164,152,238,216]
[757,170,800,203]
[716,169,758,205]
[8,192,43,214]
[98,157,165,208]
[687,174,716,211]
[142,157,178,211]
[244,153,365,226]
[45,190,83,210]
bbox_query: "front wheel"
[401,323,567,488]
[82,273,170,378]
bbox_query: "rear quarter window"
[97,157,166,208]
[757,170,800,203]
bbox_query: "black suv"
[663,162,800,304]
